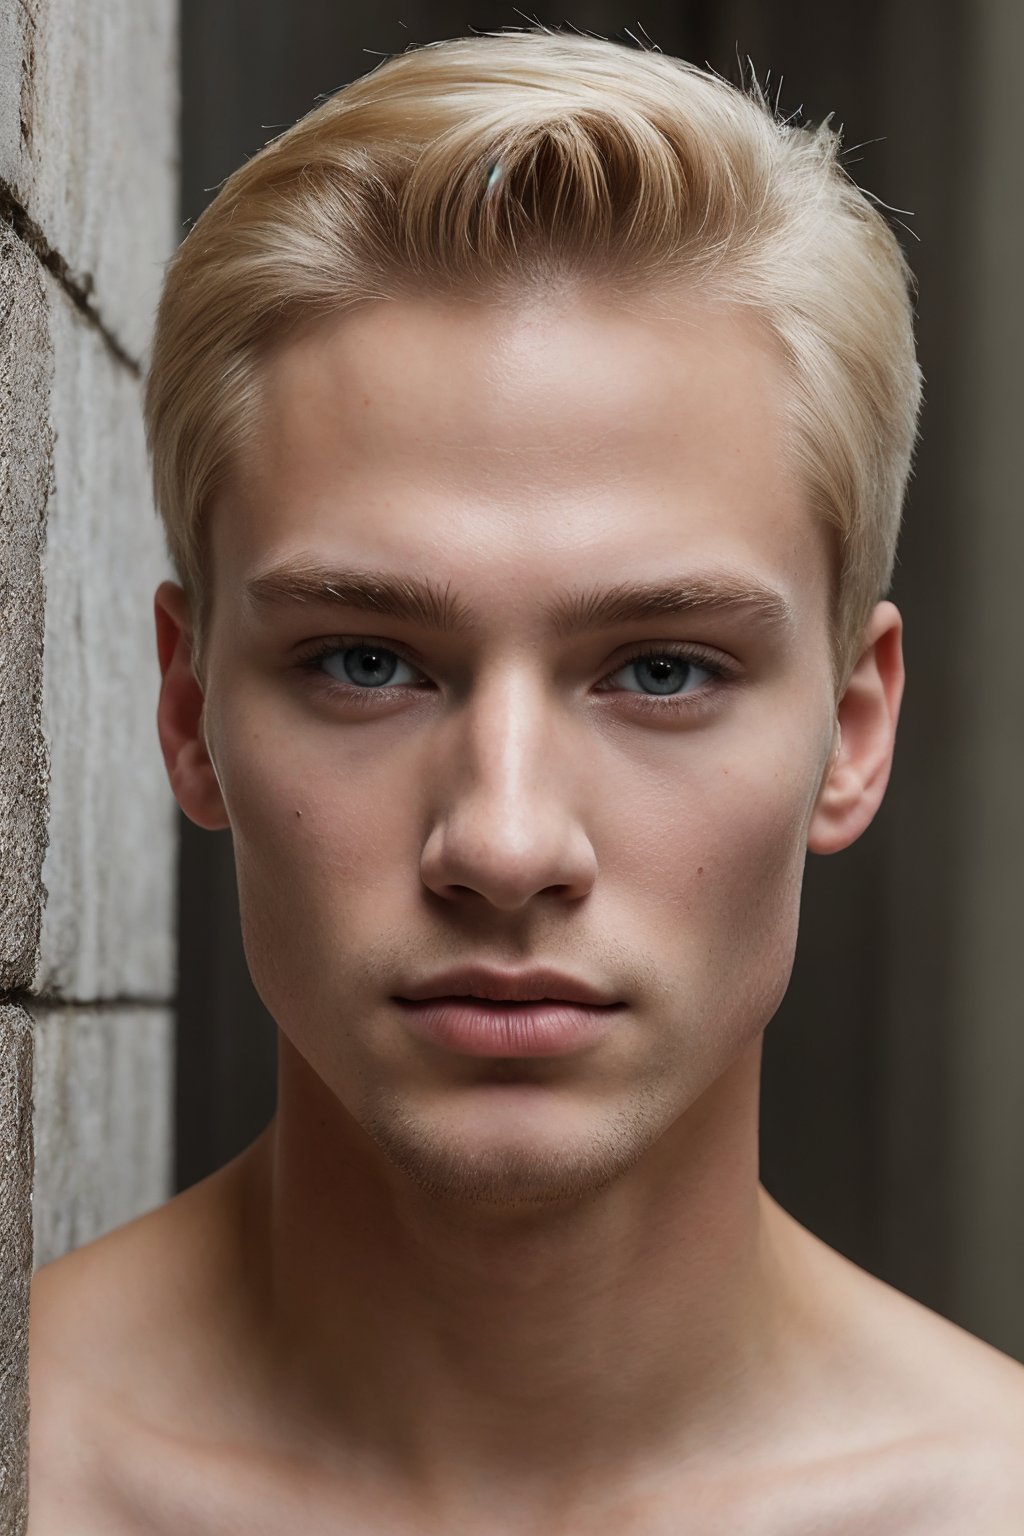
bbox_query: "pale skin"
[27,291,1024,1534]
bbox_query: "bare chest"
[28,1427,1024,1536]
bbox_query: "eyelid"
[295,635,429,683]
[606,638,737,679]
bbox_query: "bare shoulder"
[28,1226,162,1534]
[27,1154,258,1535]
[765,1196,1024,1531]
[833,1236,1024,1443]
[895,1325,1024,1532]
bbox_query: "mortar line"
[1,991,176,1013]
[1,180,141,378]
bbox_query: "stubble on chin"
[358,1081,672,1210]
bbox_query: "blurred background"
[174,1,1024,1356]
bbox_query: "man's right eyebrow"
[243,564,473,632]
[242,560,794,636]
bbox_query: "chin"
[358,1082,667,1209]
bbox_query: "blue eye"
[607,652,715,696]
[319,644,419,689]
[299,639,727,710]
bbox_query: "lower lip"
[394,997,621,1057]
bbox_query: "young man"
[28,28,1024,1535]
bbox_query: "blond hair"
[144,28,922,684]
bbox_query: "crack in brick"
[20,27,35,156]
[0,180,140,378]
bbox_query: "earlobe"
[154,581,230,831]
[807,601,904,856]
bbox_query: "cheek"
[609,741,820,1014]
[213,704,409,1000]
[703,758,812,907]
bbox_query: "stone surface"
[0,0,179,365]
[0,1006,33,1536]
[35,270,177,1004]
[2,7,179,1532]
[0,229,52,994]
[30,1003,173,1271]
[0,2,35,214]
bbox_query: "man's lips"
[396,964,620,1007]
[393,995,623,1058]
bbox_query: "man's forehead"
[211,290,830,631]
[251,289,787,468]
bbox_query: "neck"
[233,1032,804,1519]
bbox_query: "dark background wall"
[175,0,1024,1359]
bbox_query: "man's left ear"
[807,600,905,855]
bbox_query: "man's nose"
[418,672,598,911]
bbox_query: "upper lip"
[397,965,619,1006]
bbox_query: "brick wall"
[0,3,178,1529]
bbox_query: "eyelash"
[294,637,738,716]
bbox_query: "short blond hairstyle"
[144,28,922,684]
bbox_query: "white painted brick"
[35,272,176,1003]
[30,1004,173,1271]
[0,0,179,365]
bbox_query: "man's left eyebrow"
[548,574,794,637]
[242,559,794,635]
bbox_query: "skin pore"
[149,289,908,1531]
